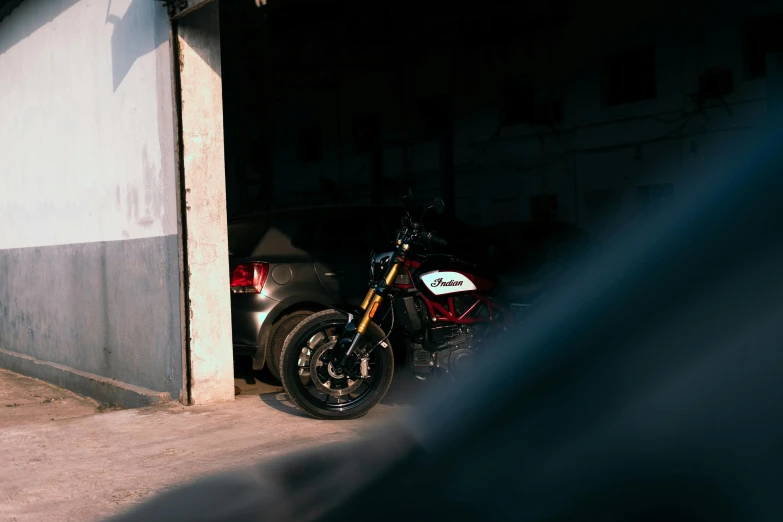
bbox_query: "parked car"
[227,205,489,381]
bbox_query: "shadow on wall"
[0,0,79,53]
[176,0,225,77]
[0,0,169,93]
[106,0,169,92]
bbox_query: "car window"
[254,214,312,259]
[227,221,269,257]
[318,217,373,254]
[228,213,316,259]
[292,210,392,255]
[290,220,319,252]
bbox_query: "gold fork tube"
[360,288,374,311]
[357,262,400,334]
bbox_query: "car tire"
[266,310,314,382]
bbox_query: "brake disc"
[309,340,363,397]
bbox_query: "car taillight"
[230,262,269,294]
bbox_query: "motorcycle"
[278,195,516,419]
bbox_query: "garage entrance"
[171,0,571,403]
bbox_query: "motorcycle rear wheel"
[279,310,394,420]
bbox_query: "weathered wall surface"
[0,0,183,403]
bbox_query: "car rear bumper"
[231,292,281,356]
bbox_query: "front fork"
[334,261,401,367]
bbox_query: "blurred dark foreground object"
[108,122,783,522]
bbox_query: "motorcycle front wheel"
[279,310,394,420]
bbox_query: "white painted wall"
[0,0,178,250]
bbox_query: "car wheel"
[266,310,314,382]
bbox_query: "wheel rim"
[289,320,386,412]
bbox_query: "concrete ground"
[0,369,100,428]
[0,366,428,522]
[232,357,284,397]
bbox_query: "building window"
[352,113,381,154]
[530,194,558,222]
[742,14,783,79]
[418,96,453,139]
[297,126,322,163]
[492,197,520,223]
[531,101,564,126]
[601,46,657,106]
[500,76,535,125]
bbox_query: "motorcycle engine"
[406,324,477,379]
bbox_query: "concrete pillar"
[176,1,235,404]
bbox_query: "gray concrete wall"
[0,0,184,404]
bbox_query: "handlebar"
[396,218,448,252]
[423,232,448,248]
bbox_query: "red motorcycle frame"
[395,259,514,327]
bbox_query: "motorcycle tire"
[279,309,394,420]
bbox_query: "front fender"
[330,303,393,354]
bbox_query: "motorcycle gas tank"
[413,255,498,296]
